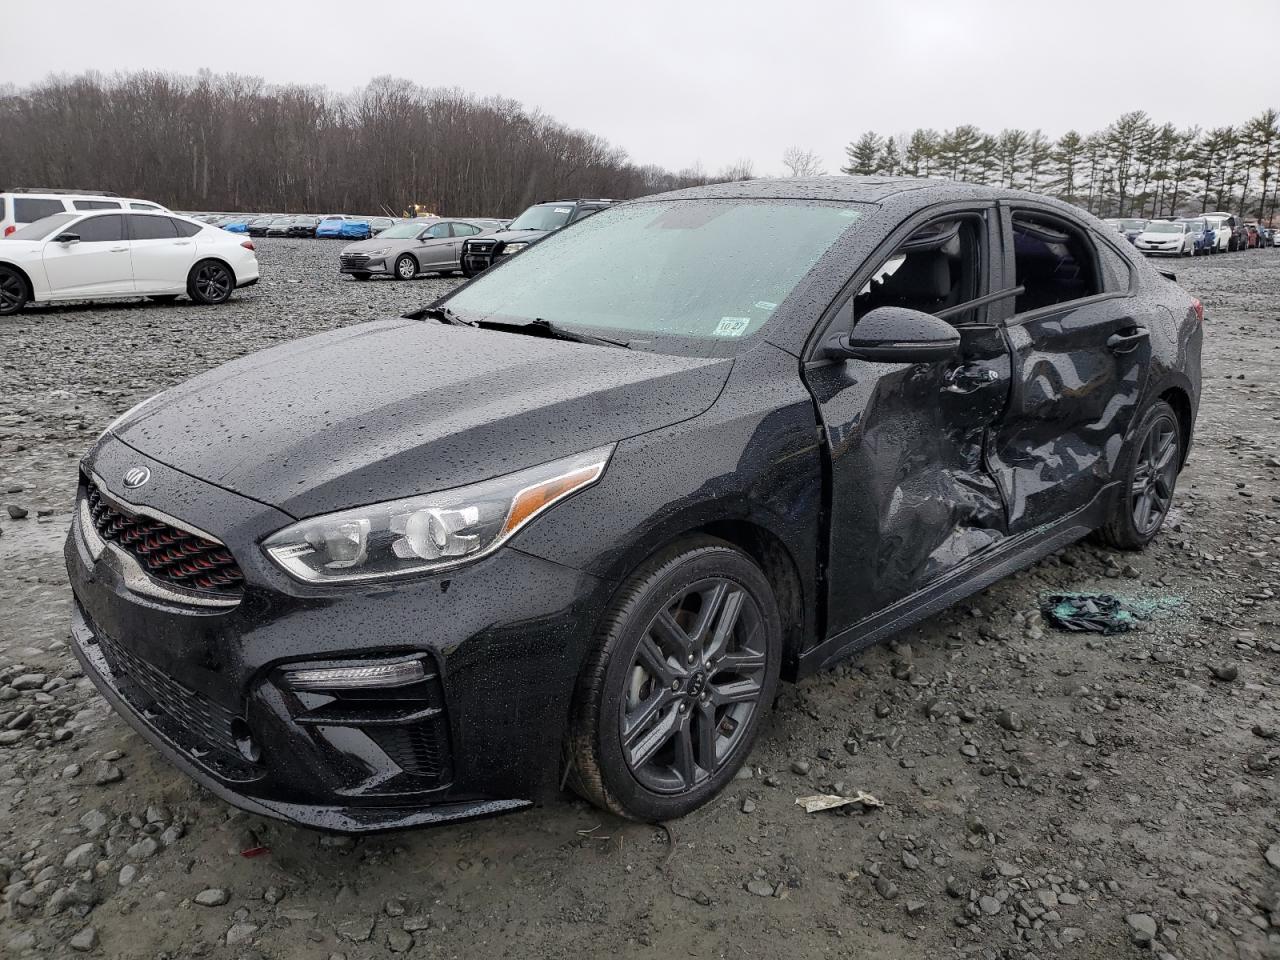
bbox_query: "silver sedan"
[339,218,505,280]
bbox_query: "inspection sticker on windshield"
[754,301,777,312]
[554,207,571,213]
[714,317,751,337]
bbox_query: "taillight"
[240,240,255,252]
[1191,298,1204,323]
[3,226,13,237]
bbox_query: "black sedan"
[65,177,1202,832]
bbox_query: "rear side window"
[171,219,202,238]
[453,223,481,237]
[74,200,121,210]
[1011,214,1100,313]
[74,215,125,243]
[1094,237,1134,292]
[128,215,178,240]
[14,197,66,223]
[130,203,161,211]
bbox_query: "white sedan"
[1133,221,1196,257]
[0,210,259,315]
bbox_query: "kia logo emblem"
[123,467,151,489]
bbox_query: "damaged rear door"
[988,205,1151,531]
[803,205,1012,635]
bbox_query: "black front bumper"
[66,439,611,832]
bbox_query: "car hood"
[113,317,733,518]
[485,229,548,244]
[340,237,400,253]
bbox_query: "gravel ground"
[1,239,1278,960]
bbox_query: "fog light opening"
[283,658,426,691]
[230,718,261,763]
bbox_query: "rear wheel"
[0,267,29,316]
[1098,400,1182,550]
[394,254,417,280]
[187,261,234,305]
[567,539,782,821]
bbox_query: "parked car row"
[1108,213,1277,257]
[193,212,400,241]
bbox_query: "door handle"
[943,365,1000,394]
[109,246,128,253]
[1106,328,1149,353]
[174,241,192,246]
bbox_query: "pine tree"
[842,132,883,175]
[1050,131,1086,203]
[904,129,939,177]
[1245,109,1279,219]
[995,128,1029,187]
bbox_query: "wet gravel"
[1,240,1278,959]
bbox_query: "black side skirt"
[794,483,1115,678]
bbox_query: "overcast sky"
[6,0,1277,176]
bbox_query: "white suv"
[0,189,168,238]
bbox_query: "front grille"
[86,480,244,597]
[467,240,495,252]
[340,254,370,267]
[96,629,241,757]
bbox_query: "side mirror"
[827,306,960,363]
[54,233,80,244]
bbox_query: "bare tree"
[781,146,825,177]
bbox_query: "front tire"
[187,261,234,305]
[567,539,782,821]
[394,254,417,280]
[0,267,30,316]
[349,272,371,281]
[1098,400,1182,550]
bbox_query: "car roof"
[627,176,1017,205]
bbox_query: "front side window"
[9,212,77,240]
[74,215,125,243]
[423,223,451,239]
[1011,214,1100,313]
[13,197,66,223]
[853,217,983,326]
[570,206,604,223]
[446,199,865,345]
[128,215,178,240]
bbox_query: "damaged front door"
[803,209,1012,635]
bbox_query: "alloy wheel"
[619,577,767,794]
[396,257,416,279]
[0,271,25,314]
[194,264,232,302]
[1131,414,1178,535]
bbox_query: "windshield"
[1146,222,1183,233]
[9,212,77,240]
[506,204,574,232]
[444,199,864,345]
[1119,220,1146,230]
[376,223,427,239]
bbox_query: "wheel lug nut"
[670,679,680,691]
[686,653,695,664]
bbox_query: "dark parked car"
[246,216,279,238]
[65,178,1202,832]
[285,216,320,238]
[459,198,616,276]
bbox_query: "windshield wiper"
[417,304,475,327]
[478,317,630,348]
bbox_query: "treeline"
[841,110,1280,221]
[0,71,718,216]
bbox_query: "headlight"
[500,242,529,255]
[263,445,613,583]
[361,247,390,257]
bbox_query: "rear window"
[74,200,121,210]
[14,197,66,223]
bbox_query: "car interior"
[1010,214,1099,313]
[853,218,980,324]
